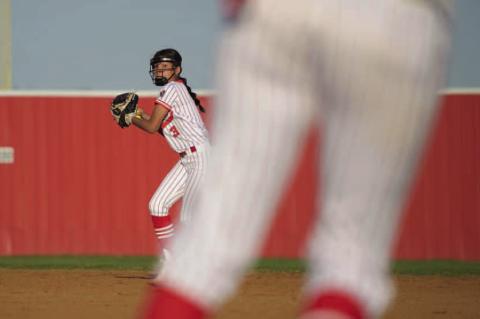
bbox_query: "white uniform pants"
[160,0,452,317]
[149,144,209,222]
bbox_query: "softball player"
[141,1,454,319]
[132,48,209,266]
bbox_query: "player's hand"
[110,92,139,128]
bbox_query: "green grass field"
[1,256,480,276]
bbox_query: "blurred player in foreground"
[140,0,454,318]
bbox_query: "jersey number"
[169,126,180,137]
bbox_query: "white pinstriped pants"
[149,144,209,223]
[159,0,452,317]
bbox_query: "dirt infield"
[0,270,479,319]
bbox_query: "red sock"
[151,215,174,248]
[301,290,365,319]
[140,284,208,319]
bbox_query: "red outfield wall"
[0,93,479,259]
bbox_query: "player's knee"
[148,198,169,216]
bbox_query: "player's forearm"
[132,111,160,133]
[139,110,151,121]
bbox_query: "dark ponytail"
[180,77,206,113]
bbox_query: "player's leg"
[149,160,187,257]
[302,1,452,318]
[141,2,318,318]
[177,146,209,223]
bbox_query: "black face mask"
[152,69,176,86]
[154,77,169,86]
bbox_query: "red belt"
[179,146,197,158]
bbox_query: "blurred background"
[2,0,222,91]
[0,0,479,260]
[1,0,479,91]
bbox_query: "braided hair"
[178,76,206,113]
[150,48,206,113]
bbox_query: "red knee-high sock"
[151,215,174,249]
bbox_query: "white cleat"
[162,248,172,262]
[148,248,172,281]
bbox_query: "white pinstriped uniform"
[156,0,453,318]
[148,80,209,232]
[155,81,209,153]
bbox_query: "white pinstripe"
[158,0,452,317]
[178,147,209,222]
[149,160,187,216]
